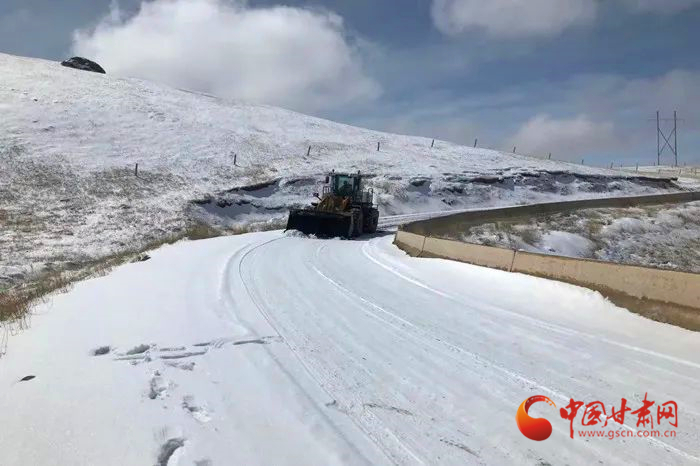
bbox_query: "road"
[1,232,699,465]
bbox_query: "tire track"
[234,237,401,465]
[361,239,700,371]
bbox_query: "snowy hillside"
[0,52,681,287]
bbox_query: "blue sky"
[1,0,699,165]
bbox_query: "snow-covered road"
[1,232,699,465]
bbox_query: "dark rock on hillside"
[60,57,106,74]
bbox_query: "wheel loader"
[285,171,379,238]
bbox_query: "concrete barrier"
[420,237,516,272]
[394,231,425,256]
[393,192,700,330]
[511,251,700,310]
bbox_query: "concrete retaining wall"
[394,191,700,330]
[402,191,700,237]
[420,236,515,272]
[511,251,700,309]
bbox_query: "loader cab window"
[334,175,356,197]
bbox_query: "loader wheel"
[351,208,363,238]
[367,210,379,234]
[363,209,379,233]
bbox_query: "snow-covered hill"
[0,52,680,288]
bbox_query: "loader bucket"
[286,209,353,238]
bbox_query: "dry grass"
[517,226,541,246]
[183,221,222,241]
[0,220,223,331]
[0,218,289,335]
[0,272,73,328]
[0,217,293,353]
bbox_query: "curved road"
[234,233,700,465]
[1,232,699,465]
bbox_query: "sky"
[1,0,699,166]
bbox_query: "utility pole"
[654,110,681,166]
[674,111,678,167]
[657,111,660,166]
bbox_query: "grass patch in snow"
[183,221,223,241]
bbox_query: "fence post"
[431,139,435,148]
[377,142,380,151]
[513,146,516,153]
[234,153,237,166]
[581,159,584,165]
[474,138,478,148]
[307,146,311,157]
[548,153,551,160]
[135,163,138,177]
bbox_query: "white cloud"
[507,114,618,157]
[430,0,598,38]
[355,68,700,164]
[501,70,700,162]
[72,0,380,113]
[430,0,700,38]
[618,0,700,13]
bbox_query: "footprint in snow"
[182,395,211,423]
[148,371,173,400]
[126,344,152,355]
[112,344,206,364]
[91,346,111,356]
[154,437,185,466]
[164,361,196,371]
[194,335,282,349]
[108,335,283,367]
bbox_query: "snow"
[624,165,700,190]
[0,52,681,289]
[538,230,596,257]
[462,201,700,272]
[1,232,699,465]
[3,51,698,463]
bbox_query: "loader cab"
[331,174,360,197]
[320,172,374,206]
[324,173,362,199]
